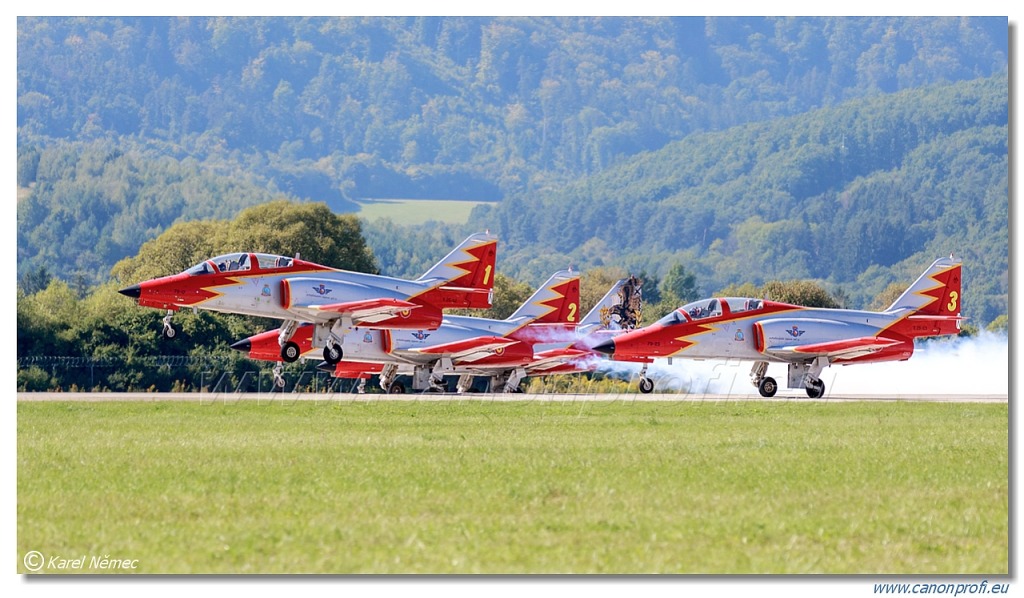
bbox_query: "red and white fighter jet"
[119,232,498,364]
[234,274,644,393]
[232,269,581,393]
[592,256,963,397]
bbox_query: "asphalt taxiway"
[16,392,1009,403]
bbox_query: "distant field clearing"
[354,199,492,225]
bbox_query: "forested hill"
[468,76,1007,325]
[18,16,1006,203]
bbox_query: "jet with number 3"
[592,256,963,397]
[119,232,498,364]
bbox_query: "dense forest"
[15,17,1009,390]
[470,76,1008,325]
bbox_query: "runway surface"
[16,392,1009,403]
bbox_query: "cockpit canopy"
[656,297,764,326]
[185,253,294,276]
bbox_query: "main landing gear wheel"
[387,382,406,395]
[426,381,449,393]
[280,341,301,363]
[638,378,654,394]
[805,379,826,399]
[272,364,285,390]
[162,311,176,339]
[758,377,778,398]
[323,344,343,365]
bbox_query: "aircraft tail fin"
[578,275,644,333]
[885,255,963,337]
[505,270,581,325]
[415,232,498,309]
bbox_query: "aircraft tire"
[638,377,655,394]
[323,344,343,365]
[387,382,406,394]
[281,341,301,363]
[805,379,825,399]
[758,377,778,398]
[163,326,177,340]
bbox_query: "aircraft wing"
[409,336,520,362]
[310,298,421,324]
[766,336,904,360]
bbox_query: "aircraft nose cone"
[118,284,141,299]
[591,339,616,356]
[316,361,335,373]
[229,339,252,353]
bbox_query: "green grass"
[354,198,489,225]
[17,400,1008,574]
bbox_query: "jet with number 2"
[592,256,963,397]
[119,232,498,364]
[322,274,644,393]
[232,269,581,393]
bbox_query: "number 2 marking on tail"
[946,290,959,312]
[567,303,577,322]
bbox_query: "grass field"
[354,199,489,225]
[17,399,1008,574]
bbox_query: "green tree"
[659,263,700,305]
[870,282,906,311]
[761,280,840,308]
[986,314,1007,333]
[716,281,761,297]
[112,200,378,285]
[111,220,227,284]
[226,201,378,273]
[579,266,629,318]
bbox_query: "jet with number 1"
[592,256,963,397]
[119,232,498,364]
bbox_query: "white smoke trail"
[595,332,1009,396]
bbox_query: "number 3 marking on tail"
[947,290,959,312]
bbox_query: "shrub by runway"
[17,400,1007,573]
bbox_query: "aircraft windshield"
[186,261,216,276]
[656,310,689,326]
[680,298,722,320]
[211,253,251,273]
[256,254,293,269]
[722,297,763,314]
[188,253,293,275]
